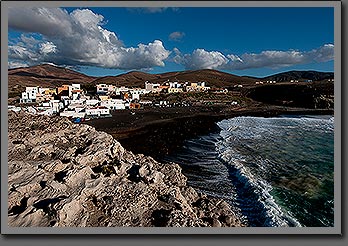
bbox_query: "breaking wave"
[164,115,334,227]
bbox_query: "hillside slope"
[8,64,96,95]
[261,70,334,82]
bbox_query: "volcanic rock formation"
[8,111,244,227]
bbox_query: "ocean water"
[163,115,334,227]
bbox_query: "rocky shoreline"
[7,111,245,227]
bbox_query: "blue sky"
[8,7,334,78]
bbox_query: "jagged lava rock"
[8,111,245,227]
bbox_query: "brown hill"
[92,71,161,87]
[159,69,257,87]
[261,70,334,82]
[8,64,96,95]
[95,69,258,88]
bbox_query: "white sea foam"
[214,116,334,227]
[216,140,301,227]
[166,115,334,227]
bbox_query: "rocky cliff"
[7,111,244,227]
[244,82,334,109]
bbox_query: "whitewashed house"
[168,82,183,93]
[26,106,37,114]
[66,99,86,106]
[114,86,129,96]
[96,84,116,94]
[85,99,100,106]
[50,100,64,113]
[100,99,126,110]
[20,87,38,103]
[85,106,110,117]
[60,96,71,107]
[185,82,210,92]
[69,84,81,95]
[145,81,161,93]
[129,89,145,101]
[69,84,82,100]
[96,84,108,94]
[67,104,85,113]
[60,109,86,118]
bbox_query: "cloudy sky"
[8,7,334,77]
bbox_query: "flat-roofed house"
[68,84,82,100]
[96,84,108,94]
[60,108,86,118]
[168,82,183,93]
[20,87,38,103]
[100,99,126,110]
[85,99,100,106]
[85,106,110,117]
[50,100,64,113]
[185,82,210,92]
[114,86,129,96]
[145,81,161,93]
[96,84,115,95]
[129,89,142,101]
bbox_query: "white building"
[169,82,180,88]
[69,84,80,94]
[50,100,64,113]
[60,109,86,118]
[100,99,126,110]
[186,82,210,92]
[69,84,82,100]
[65,99,86,107]
[128,88,147,101]
[145,81,161,93]
[96,84,108,94]
[85,106,110,117]
[159,101,169,107]
[168,82,183,93]
[96,84,116,94]
[67,104,85,113]
[85,99,100,106]
[20,87,38,103]
[118,86,129,95]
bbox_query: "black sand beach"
[84,104,333,161]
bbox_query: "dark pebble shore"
[84,105,334,161]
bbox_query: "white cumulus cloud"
[174,44,334,70]
[174,48,228,70]
[40,41,57,55]
[8,61,29,69]
[8,7,171,70]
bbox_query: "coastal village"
[8,80,241,122]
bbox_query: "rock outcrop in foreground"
[8,111,244,227]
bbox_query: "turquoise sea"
[164,115,334,227]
